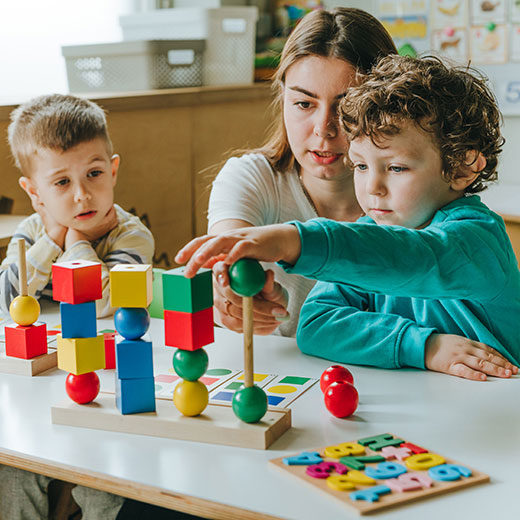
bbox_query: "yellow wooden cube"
[110,264,153,308]
[57,334,105,375]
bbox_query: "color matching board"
[270,433,489,515]
[153,368,318,408]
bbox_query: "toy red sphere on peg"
[65,372,100,404]
[320,365,354,392]
[324,380,359,418]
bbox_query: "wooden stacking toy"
[53,260,105,404]
[162,266,213,416]
[110,264,155,414]
[5,238,47,360]
[228,258,268,424]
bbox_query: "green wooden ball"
[228,258,266,297]
[172,348,208,381]
[232,385,268,423]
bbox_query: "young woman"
[207,8,397,336]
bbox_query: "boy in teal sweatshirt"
[175,55,520,381]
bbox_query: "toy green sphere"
[9,295,40,326]
[172,348,208,381]
[232,385,268,423]
[228,258,266,297]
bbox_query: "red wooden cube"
[104,332,116,369]
[164,307,214,351]
[5,323,47,359]
[52,260,102,304]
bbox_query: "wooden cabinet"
[0,84,274,269]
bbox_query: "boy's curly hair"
[339,55,504,193]
[8,94,112,176]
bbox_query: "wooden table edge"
[0,448,283,520]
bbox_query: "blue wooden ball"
[114,307,150,340]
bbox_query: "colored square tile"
[212,391,233,402]
[267,395,285,406]
[225,381,243,390]
[279,376,311,385]
[155,374,179,383]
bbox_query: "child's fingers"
[471,344,517,372]
[465,355,513,378]
[452,362,487,381]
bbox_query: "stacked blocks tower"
[52,260,105,404]
[5,240,47,360]
[110,264,155,415]
[163,266,213,416]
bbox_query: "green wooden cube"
[148,268,165,319]
[163,267,213,313]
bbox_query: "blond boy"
[1,94,154,317]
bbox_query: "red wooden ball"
[320,365,354,393]
[65,372,100,404]
[324,381,359,418]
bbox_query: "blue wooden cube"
[115,337,153,380]
[60,301,97,338]
[116,376,156,414]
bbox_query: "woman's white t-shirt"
[207,153,317,337]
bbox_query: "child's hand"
[32,199,67,249]
[425,333,518,381]
[175,224,301,278]
[213,267,289,335]
[83,205,118,242]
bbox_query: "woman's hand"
[175,224,301,279]
[425,333,518,381]
[213,266,289,335]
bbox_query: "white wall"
[0,0,137,105]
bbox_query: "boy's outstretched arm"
[175,224,301,279]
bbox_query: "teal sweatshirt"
[280,196,520,369]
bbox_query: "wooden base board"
[270,433,489,515]
[51,392,291,449]
[0,348,57,376]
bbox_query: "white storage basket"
[119,7,258,86]
[62,40,205,93]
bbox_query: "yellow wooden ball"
[9,295,40,326]
[173,380,208,416]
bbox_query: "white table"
[0,303,519,520]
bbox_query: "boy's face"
[349,121,462,229]
[20,138,118,231]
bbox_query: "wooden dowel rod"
[243,296,254,387]
[17,238,28,296]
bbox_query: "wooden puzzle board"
[270,433,489,514]
[51,392,291,449]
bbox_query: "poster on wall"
[431,26,469,62]
[430,0,469,29]
[511,0,520,23]
[378,0,428,16]
[470,0,507,24]
[511,24,520,60]
[469,23,507,63]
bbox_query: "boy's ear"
[110,154,120,186]
[18,176,40,203]
[450,151,486,192]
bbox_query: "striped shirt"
[0,204,154,318]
